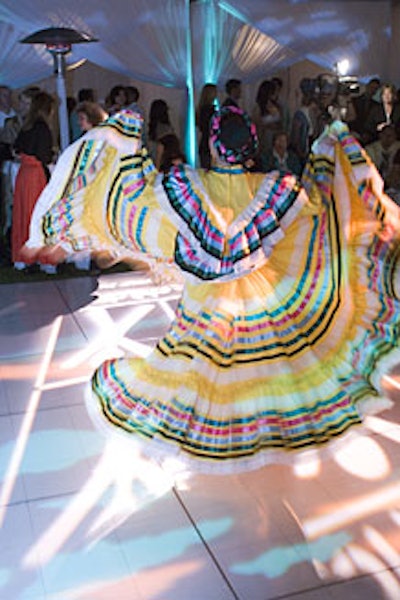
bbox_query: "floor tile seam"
[276,498,400,583]
[56,284,90,341]
[315,565,400,595]
[272,565,400,599]
[0,347,89,361]
[266,581,332,599]
[8,400,85,418]
[3,489,82,509]
[172,486,243,600]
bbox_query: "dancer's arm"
[305,119,400,242]
[22,112,179,267]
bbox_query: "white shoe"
[73,256,91,270]
[40,264,57,275]
[14,261,26,271]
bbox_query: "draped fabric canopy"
[0,0,395,90]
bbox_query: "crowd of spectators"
[2,74,400,272]
[195,75,400,207]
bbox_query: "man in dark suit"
[222,79,242,108]
[352,77,380,143]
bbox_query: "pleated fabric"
[28,112,400,472]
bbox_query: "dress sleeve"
[303,120,400,235]
[28,135,179,264]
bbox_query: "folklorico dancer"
[22,107,400,473]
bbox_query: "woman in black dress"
[11,90,55,270]
[196,83,218,168]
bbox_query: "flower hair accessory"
[209,105,258,165]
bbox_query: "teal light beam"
[185,0,196,166]
[218,1,250,25]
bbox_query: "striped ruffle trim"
[163,167,305,281]
[92,359,363,462]
[107,154,154,253]
[98,109,143,139]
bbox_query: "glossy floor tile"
[2,270,400,599]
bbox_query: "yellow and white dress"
[28,112,400,472]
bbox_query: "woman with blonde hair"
[365,83,400,142]
[77,101,108,133]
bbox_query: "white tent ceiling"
[0,0,396,91]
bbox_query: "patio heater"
[20,27,98,151]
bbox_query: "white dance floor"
[2,269,400,600]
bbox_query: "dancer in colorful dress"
[23,106,400,472]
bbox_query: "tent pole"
[52,51,70,152]
[20,28,98,153]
